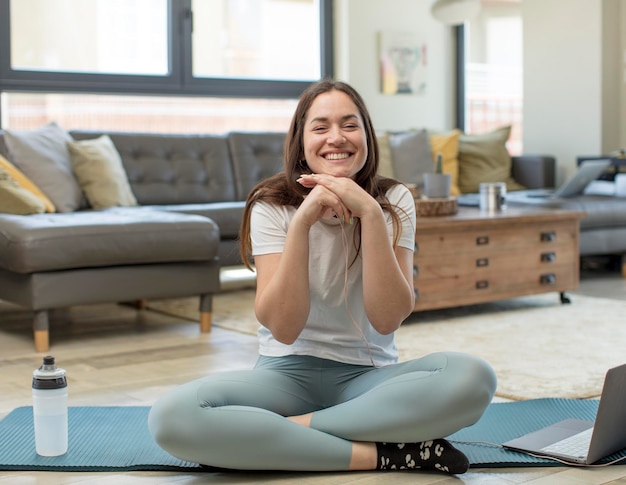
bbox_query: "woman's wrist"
[357,203,384,226]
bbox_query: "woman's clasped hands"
[296,173,377,227]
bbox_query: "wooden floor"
[1,258,625,484]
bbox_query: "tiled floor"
[0,259,625,484]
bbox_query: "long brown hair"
[239,79,405,269]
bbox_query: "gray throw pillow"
[3,122,87,212]
[388,129,434,188]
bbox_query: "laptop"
[502,363,626,465]
[509,159,611,200]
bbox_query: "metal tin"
[479,182,507,212]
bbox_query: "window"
[0,0,332,131]
[192,0,321,81]
[456,1,523,154]
[10,0,169,76]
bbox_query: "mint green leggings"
[148,351,496,471]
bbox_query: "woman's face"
[302,89,368,179]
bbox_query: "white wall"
[333,0,455,133]
[523,0,623,181]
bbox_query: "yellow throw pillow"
[0,165,46,215]
[67,135,138,210]
[377,132,395,178]
[429,129,461,196]
[0,154,55,212]
[457,126,525,193]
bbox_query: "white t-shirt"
[250,183,416,367]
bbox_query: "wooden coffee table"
[412,206,585,312]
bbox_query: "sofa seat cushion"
[509,195,626,230]
[0,208,219,274]
[141,201,245,239]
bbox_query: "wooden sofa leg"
[200,312,212,332]
[622,254,626,278]
[33,310,50,353]
[199,294,213,333]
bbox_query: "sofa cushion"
[509,195,626,231]
[227,132,286,200]
[3,122,87,212]
[458,126,525,193]
[387,129,434,188]
[67,135,138,209]
[0,166,46,215]
[141,201,245,239]
[429,129,461,196]
[0,208,219,274]
[0,154,55,212]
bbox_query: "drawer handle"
[476,280,489,289]
[476,258,489,267]
[541,231,556,242]
[541,252,556,263]
[476,236,490,245]
[413,265,419,277]
[540,273,556,285]
[414,242,419,254]
[414,288,419,301]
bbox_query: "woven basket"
[414,196,458,217]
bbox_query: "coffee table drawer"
[414,221,578,256]
[414,244,578,279]
[413,265,578,311]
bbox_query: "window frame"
[455,24,465,131]
[0,0,334,99]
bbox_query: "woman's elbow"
[369,302,414,334]
[370,313,405,335]
[256,312,305,345]
[269,327,299,345]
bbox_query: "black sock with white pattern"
[375,438,469,474]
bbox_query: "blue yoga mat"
[0,399,624,471]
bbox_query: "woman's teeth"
[325,153,349,160]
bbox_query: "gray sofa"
[0,130,285,352]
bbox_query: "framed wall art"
[378,31,428,95]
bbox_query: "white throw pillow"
[67,135,137,209]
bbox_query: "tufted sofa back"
[0,129,288,206]
[227,132,286,199]
[71,131,239,205]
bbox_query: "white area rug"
[149,290,626,401]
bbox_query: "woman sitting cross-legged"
[148,78,497,475]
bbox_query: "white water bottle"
[32,355,68,456]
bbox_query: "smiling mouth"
[324,152,351,160]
